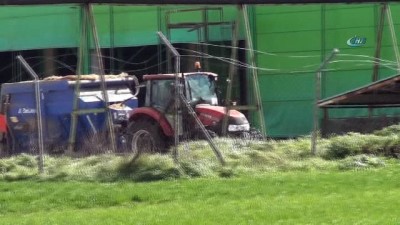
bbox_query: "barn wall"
[0,5,240,51]
[253,3,400,137]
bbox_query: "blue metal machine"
[0,77,138,153]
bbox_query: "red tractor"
[127,69,261,156]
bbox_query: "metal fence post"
[311,48,339,155]
[16,55,45,174]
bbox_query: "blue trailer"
[0,76,138,154]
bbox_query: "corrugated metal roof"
[318,74,400,108]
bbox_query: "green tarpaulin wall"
[0,5,240,51]
[253,3,400,137]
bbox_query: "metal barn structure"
[0,1,399,138]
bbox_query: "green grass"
[1,126,398,182]
[0,164,399,224]
[1,125,400,224]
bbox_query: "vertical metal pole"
[202,8,209,71]
[386,4,400,72]
[370,3,387,120]
[88,4,117,153]
[68,4,88,153]
[157,31,180,162]
[222,12,240,136]
[165,13,172,73]
[43,49,55,77]
[157,31,225,165]
[16,56,45,174]
[372,3,387,82]
[311,70,322,155]
[243,5,266,136]
[157,6,163,74]
[311,48,339,155]
[109,5,115,74]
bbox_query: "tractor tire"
[128,120,168,161]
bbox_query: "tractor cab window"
[150,80,175,112]
[186,74,218,105]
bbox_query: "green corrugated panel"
[91,5,160,48]
[255,4,321,15]
[325,5,375,29]
[0,5,239,51]
[324,4,374,11]
[255,10,322,34]
[322,70,373,98]
[257,31,321,53]
[257,51,321,74]
[263,100,313,137]
[378,65,399,80]
[381,24,400,51]
[0,5,81,51]
[165,5,240,43]
[326,108,370,119]
[254,5,322,137]
[372,108,400,117]
[254,3,400,137]
[258,73,314,101]
[328,107,400,119]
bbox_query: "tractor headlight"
[228,123,250,132]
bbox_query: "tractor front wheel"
[128,120,168,161]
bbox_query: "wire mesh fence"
[1,34,400,175]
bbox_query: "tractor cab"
[185,73,219,106]
[142,72,219,113]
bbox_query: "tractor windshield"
[186,74,218,105]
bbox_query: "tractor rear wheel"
[128,120,168,161]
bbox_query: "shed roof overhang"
[0,0,394,5]
[318,74,400,108]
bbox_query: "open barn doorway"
[0,42,248,107]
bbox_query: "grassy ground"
[1,125,400,224]
[0,163,399,225]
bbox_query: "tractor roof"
[143,72,218,81]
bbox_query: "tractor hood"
[195,104,249,128]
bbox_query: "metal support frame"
[179,91,225,165]
[16,55,45,174]
[386,4,400,72]
[242,4,266,136]
[157,31,181,162]
[68,5,88,153]
[165,7,227,73]
[109,5,115,73]
[157,31,225,165]
[222,5,266,136]
[68,3,116,153]
[221,10,240,136]
[88,4,117,153]
[369,3,387,123]
[311,48,339,155]
[372,3,387,82]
